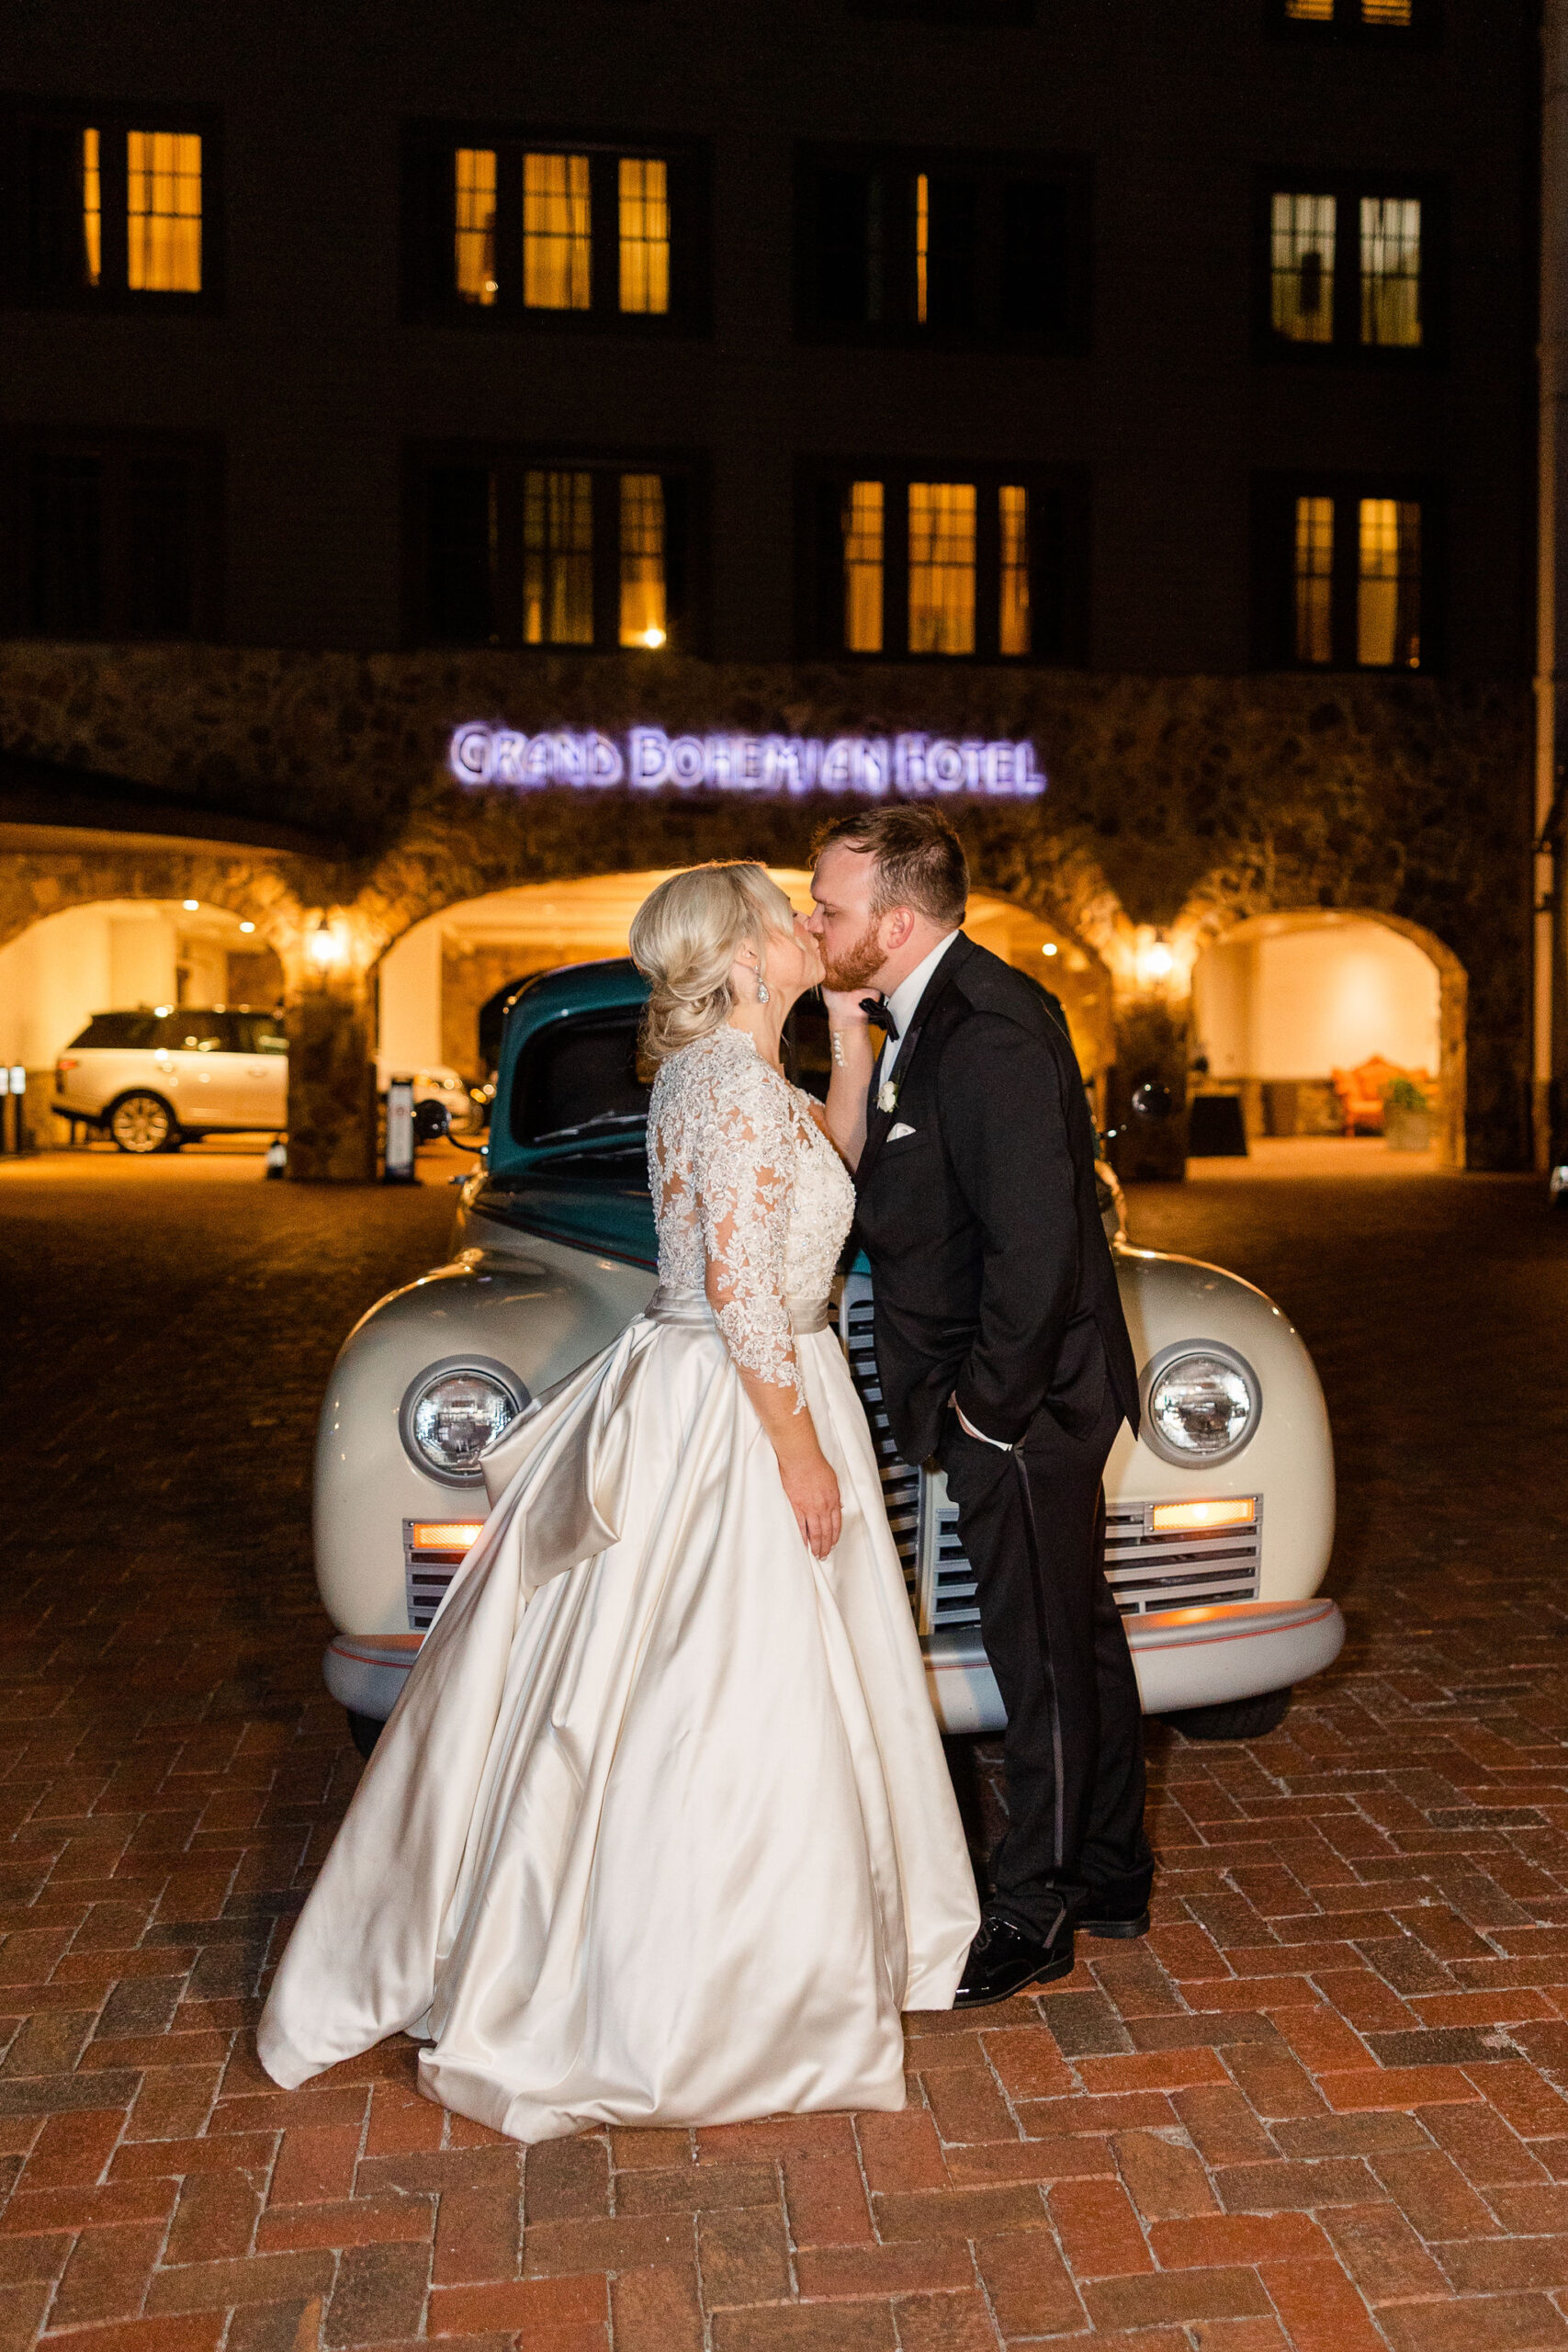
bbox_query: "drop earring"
[756,977,770,1004]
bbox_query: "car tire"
[1161,1687,1292,1741]
[346,1710,384,1759]
[108,1092,181,1155]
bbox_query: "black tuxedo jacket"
[852,933,1139,1467]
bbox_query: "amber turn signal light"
[1150,1498,1257,1534]
[410,1522,484,1550]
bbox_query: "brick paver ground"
[4,1152,1568,2351]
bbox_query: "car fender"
[1108,1243,1335,1603]
[313,1238,654,1634]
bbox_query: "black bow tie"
[862,997,898,1038]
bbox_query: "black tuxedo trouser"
[937,1370,1154,1939]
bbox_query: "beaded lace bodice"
[647,1026,855,1404]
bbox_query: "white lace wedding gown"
[257,1024,978,2142]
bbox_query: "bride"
[257,861,979,2142]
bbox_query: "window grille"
[126,130,202,292]
[619,473,667,646]
[81,129,101,286]
[1360,197,1421,346]
[842,481,885,652]
[999,485,1031,656]
[455,149,497,306]
[1270,194,1336,343]
[618,158,670,314]
[524,153,592,310]
[908,482,976,655]
[1358,498,1421,666]
[524,470,594,645]
[1293,497,1334,663]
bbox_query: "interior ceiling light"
[239,920,255,934]
[182,899,199,911]
[1042,943,1059,957]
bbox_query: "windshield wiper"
[528,1110,647,1145]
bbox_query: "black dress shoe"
[953,1910,1074,2008]
[1076,1905,1151,1940]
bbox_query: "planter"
[1385,1106,1432,1152]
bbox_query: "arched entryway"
[374,867,1115,1096]
[1190,909,1466,1169]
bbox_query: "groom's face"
[808,845,897,991]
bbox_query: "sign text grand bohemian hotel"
[448,723,1047,800]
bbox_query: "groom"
[810,805,1153,2005]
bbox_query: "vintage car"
[315,958,1343,1756]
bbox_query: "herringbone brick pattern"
[5,1158,1568,2350]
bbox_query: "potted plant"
[1383,1074,1432,1152]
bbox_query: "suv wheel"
[108,1092,180,1155]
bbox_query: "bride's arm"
[696,1068,842,1560]
[819,991,876,1170]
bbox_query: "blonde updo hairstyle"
[630,862,799,1069]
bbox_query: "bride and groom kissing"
[257,803,1153,2143]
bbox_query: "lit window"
[1361,0,1412,17]
[1270,194,1336,343]
[126,130,201,292]
[1358,498,1421,667]
[82,129,101,287]
[999,484,1031,656]
[1360,197,1421,346]
[524,153,592,310]
[842,481,885,652]
[619,158,670,314]
[908,482,976,656]
[620,474,668,647]
[455,149,498,306]
[1293,497,1334,664]
[523,471,594,646]
[915,172,930,325]
[1285,0,1334,15]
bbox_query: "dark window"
[511,1012,650,1148]
[1255,478,1437,671]
[409,445,701,651]
[152,1011,228,1051]
[848,0,1035,19]
[798,146,1089,349]
[1,433,220,639]
[403,125,707,331]
[1,102,220,310]
[233,1013,288,1052]
[1259,176,1441,359]
[802,463,1087,663]
[72,1012,160,1049]
[1269,0,1438,38]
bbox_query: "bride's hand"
[778,1446,842,1559]
[820,988,874,1029]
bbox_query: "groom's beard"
[820,917,886,994]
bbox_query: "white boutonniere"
[877,1079,899,1115]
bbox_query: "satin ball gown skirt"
[255,1294,979,2143]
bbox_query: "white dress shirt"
[876,930,960,1089]
[872,930,1012,1453]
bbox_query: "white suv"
[54,1008,290,1152]
[54,1009,479,1154]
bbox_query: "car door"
[231,1012,288,1125]
[152,1010,231,1125]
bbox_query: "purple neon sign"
[446,723,1046,799]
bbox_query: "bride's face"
[743,915,824,1007]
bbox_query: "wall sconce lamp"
[1136,931,1176,985]
[307,915,344,971]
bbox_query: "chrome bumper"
[925,1597,1347,1736]
[329,1596,1346,1734]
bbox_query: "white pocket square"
[887,1121,917,1141]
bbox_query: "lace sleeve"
[691,1054,802,1408]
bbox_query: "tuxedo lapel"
[855,934,972,1192]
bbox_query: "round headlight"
[1141,1344,1260,1467]
[400,1357,528,1485]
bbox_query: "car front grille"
[403,1519,483,1630]
[1104,1499,1262,1614]
[837,1273,1262,1636]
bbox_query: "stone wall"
[0,643,1536,1171]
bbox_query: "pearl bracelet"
[829,1030,847,1069]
